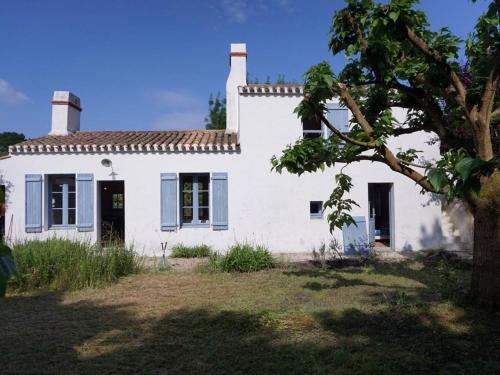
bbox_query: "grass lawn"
[1,257,499,374]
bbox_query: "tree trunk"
[471,172,500,309]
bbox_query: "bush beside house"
[207,243,276,273]
[170,244,213,258]
[11,239,141,291]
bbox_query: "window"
[180,174,209,226]
[325,104,349,136]
[49,175,76,227]
[310,201,323,218]
[302,116,323,138]
[112,193,124,209]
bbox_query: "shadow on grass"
[1,290,499,374]
[285,257,473,305]
[302,273,386,291]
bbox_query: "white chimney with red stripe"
[50,91,81,136]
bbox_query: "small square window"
[112,194,124,209]
[310,201,323,218]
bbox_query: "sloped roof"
[10,130,239,154]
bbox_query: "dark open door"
[368,183,393,249]
[99,181,125,245]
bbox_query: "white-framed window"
[301,104,350,140]
[310,201,323,218]
[180,173,210,226]
[48,174,76,228]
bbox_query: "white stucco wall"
[0,93,447,255]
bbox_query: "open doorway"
[99,181,125,245]
[368,183,394,249]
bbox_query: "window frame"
[179,173,210,228]
[310,201,324,219]
[303,105,350,140]
[48,174,76,229]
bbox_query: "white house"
[0,43,470,255]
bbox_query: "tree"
[272,0,499,307]
[205,94,226,130]
[0,132,25,156]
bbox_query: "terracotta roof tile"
[10,130,239,154]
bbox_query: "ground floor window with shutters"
[48,174,76,228]
[160,172,227,231]
[180,174,210,226]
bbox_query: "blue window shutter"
[25,174,42,233]
[212,173,228,230]
[326,103,349,133]
[77,174,94,232]
[342,216,369,255]
[161,173,177,231]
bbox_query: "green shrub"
[170,244,212,258]
[11,238,141,291]
[207,243,275,273]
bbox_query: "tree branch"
[403,25,469,115]
[333,155,386,163]
[334,83,375,134]
[303,98,376,148]
[380,147,438,192]
[398,159,429,169]
[479,47,500,126]
[329,83,438,193]
[393,127,424,136]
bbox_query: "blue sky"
[0,0,490,138]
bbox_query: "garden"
[1,239,499,374]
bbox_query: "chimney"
[50,91,81,136]
[225,43,247,134]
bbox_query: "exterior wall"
[238,95,444,252]
[0,93,448,255]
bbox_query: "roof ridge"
[72,129,225,134]
[10,129,238,154]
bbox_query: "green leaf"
[427,169,448,191]
[388,11,400,22]
[455,157,480,181]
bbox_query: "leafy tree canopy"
[205,93,226,130]
[0,132,25,156]
[272,0,500,307]
[272,0,499,230]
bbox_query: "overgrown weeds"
[312,238,343,268]
[170,244,212,258]
[418,250,471,304]
[312,238,378,269]
[205,243,275,273]
[11,238,142,291]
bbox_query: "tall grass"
[170,244,212,258]
[207,243,275,273]
[11,238,141,291]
